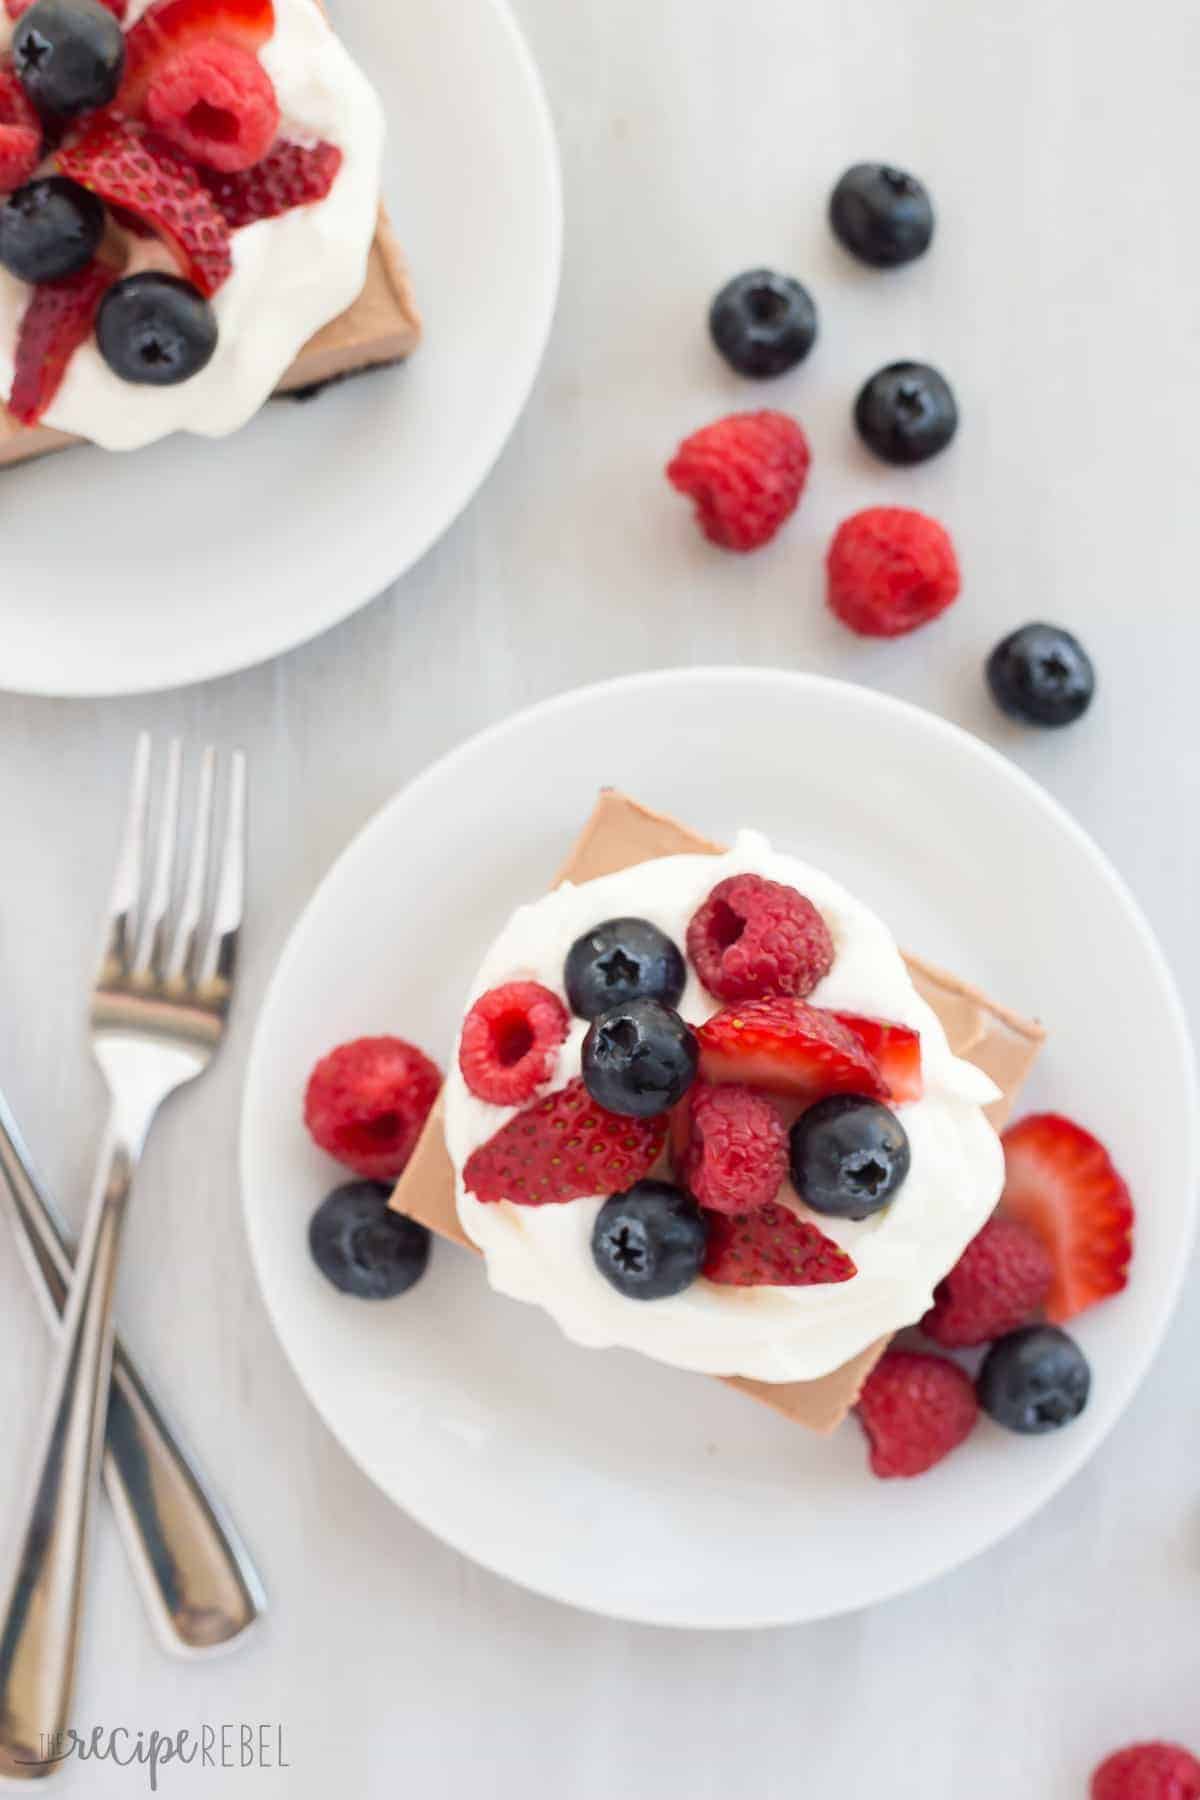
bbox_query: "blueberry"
[986,623,1096,728]
[564,917,686,1020]
[789,1094,910,1219]
[829,163,934,268]
[96,274,219,386]
[308,1181,431,1300]
[592,1180,708,1300]
[13,0,124,120]
[581,997,697,1118]
[0,177,105,284]
[854,361,958,465]
[977,1325,1091,1434]
[709,268,818,379]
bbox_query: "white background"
[1,0,1198,1792]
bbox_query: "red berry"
[856,1349,978,1478]
[463,1077,668,1207]
[58,122,233,296]
[830,1012,923,1101]
[1000,1112,1134,1324]
[702,1199,856,1287]
[304,1036,441,1183]
[118,0,275,114]
[200,138,343,227]
[8,262,115,426]
[922,1215,1053,1348]
[696,996,886,1103]
[686,872,833,1003]
[680,1082,787,1215]
[666,410,811,552]
[458,980,569,1107]
[1092,1743,1200,1800]
[0,70,41,194]
[827,506,960,637]
[146,40,279,173]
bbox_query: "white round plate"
[241,669,1198,1629]
[0,0,560,697]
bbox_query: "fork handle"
[0,1096,264,1662]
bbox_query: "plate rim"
[240,666,1200,1629]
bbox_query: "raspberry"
[856,1349,978,1478]
[922,1215,1053,1348]
[686,872,833,1003]
[0,71,41,194]
[118,0,276,114]
[458,980,569,1107]
[304,1036,441,1183]
[702,1200,856,1287]
[200,138,343,227]
[1092,1743,1200,1800]
[679,1082,787,1215]
[666,410,811,551]
[8,262,115,426]
[145,40,279,173]
[827,506,960,637]
[463,1077,667,1207]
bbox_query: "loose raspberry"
[0,70,41,194]
[827,506,960,637]
[696,996,886,1103]
[8,261,115,426]
[830,1013,923,1102]
[1000,1112,1134,1323]
[686,873,833,1004]
[679,1082,787,1215]
[666,410,811,551]
[145,40,279,173]
[458,980,569,1107]
[463,1077,668,1207]
[1092,1743,1200,1800]
[200,138,343,227]
[118,0,275,114]
[304,1036,441,1183]
[921,1215,1053,1348]
[856,1349,978,1478]
[703,1199,856,1286]
[58,122,233,296]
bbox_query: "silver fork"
[0,737,246,1779]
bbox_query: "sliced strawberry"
[463,1077,668,1208]
[703,1200,857,1287]
[9,261,115,426]
[58,123,232,296]
[118,0,275,114]
[831,1013,922,1102]
[200,139,343,228]
[0,70,41,194]
[695,997,886,1103]
[1000,1112,1134,1324]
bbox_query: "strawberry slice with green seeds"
[9,261,116,425]
[703,1200,857,1287]
[463,1077,668,1207]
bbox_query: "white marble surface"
[0,0,1198,1791]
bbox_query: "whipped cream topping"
[0,0,384,448]
[444,834,1005,1384]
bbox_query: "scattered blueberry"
[789,1094,910,1219]
[581,997,697,1117]
[96,274,219,386]
[854,360,958,465]
[564,917,687,1020]
[709,268,818,378]
[591,1180,708,1300]
[308,1181,431,1299]
[0,177,105,284]
[13,0,125,120]
[986,623,1096,728]
[976,1325,1091,1433]
[829,163,934,268]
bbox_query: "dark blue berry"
[308,1182,431,1300]
[0,177,104,283]
[564,917,686,1021]
[581,997,697,1118]
[830,163,934,268]
[709,268,818,378]
[14,0,124,120]
[96,274,219,386]
[592,1180,708,1300]
[789,1094,910,1219]
[986,623,1095,728]
[977,1325,1091,1434]
[855,361,958,465]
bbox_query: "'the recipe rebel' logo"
[16,1723,290,1789]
